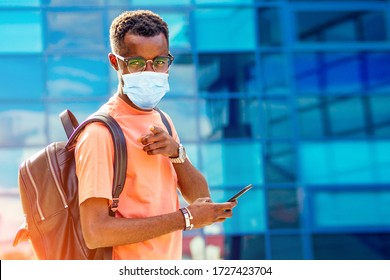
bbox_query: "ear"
[108,53,119,71]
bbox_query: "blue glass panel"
[258,8,282,46]
[47,101,105,142]
[0,0,40,6]
[329,97,364,136]
[0,104,46,146]
[0,147,40,188]
[132,0,191,5]
[0,56,44,99]
[262,54,288,95]
[268,188,300,229]
[313,233,390,260]
[199,98,260,140]
[271,235,303,260]
[367,53,390,93]
[47,56,109,98]
[264,142,297,183]
[158,99,198,142]
[0,11,42,53]
[211,187,265,234]
[262,99,293,139]
[194,8,256,51]
[371,97,390,136]
[201,142,263,187]
[324,54,361,93]
[314,191,390,227]
[46,11,105,51]
[160,13,190,49]
[298,97,325,139]
[300,141,390,184]
[168,55,196,96]
[44,0,104,5]
[196,0,253,4]
[198,53,256,93]
[296,11,387,43]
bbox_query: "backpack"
[13,108,173,260]
[12,110,127,260]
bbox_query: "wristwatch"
[169,143,186,163]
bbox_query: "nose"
[145,60,154,72]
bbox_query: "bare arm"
[80,197,236,249]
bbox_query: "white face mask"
[122,71,170,110]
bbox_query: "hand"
[186,197,237,229]
[138,125,178,157]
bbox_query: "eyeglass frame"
[113,53,174,73]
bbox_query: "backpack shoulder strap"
[60,109,80,139]
[155,107,172,137]
[64,111,127,216]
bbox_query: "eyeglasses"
[114,53,174,73]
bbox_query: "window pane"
[313,191,390,227]
[258,8,282,46]
[300,141,390,184]
[264,142,297,183]
[298,97,326,139]
[160,12,190,49]
[47,55,109,98]
[198,53,256,93]
[262,99,293,139]
[199,98,260,140]
[0,11,42,53]
[268,188,300,229]
[132,0,191,5]
[296,11,387,43]
[46,11,105,51]
[313,234,390,260]
[201,142,263,187]
[194,8,256,51]
[45,0,105,5]
[367,52,390,93]
[0,0,40,6]
[0,104,46,146]
[271,235,303,260]
[371,96,390,138]
[0,56,44,99]
[224,235,266,260]
[294,52,390,95]
[261,53,288,95]
[169,54,196,96]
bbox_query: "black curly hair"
[109,10,169,54]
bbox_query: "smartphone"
[227,184,253,202]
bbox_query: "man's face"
[116,33,169,75]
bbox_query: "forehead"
[120,33,168,58]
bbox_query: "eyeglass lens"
[126,57,172,73]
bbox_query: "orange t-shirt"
[75,94,182,260]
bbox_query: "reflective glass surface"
[0,56,44,99]
[0,11,42,53]
[270,235,303,260]
[47,55,109,98]
[312,234,390,260]
[198,53,257,93]
[300,141,390,184]
[296,11,387,43]
[194,9,256,51]
[201,142,263,187]
[313,191,390,227]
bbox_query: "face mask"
[122,71,170,110]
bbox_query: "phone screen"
[227,184,253,202]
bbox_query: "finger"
[150,125,164,135]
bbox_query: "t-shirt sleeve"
[75,122,115,205]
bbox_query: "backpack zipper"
[25,161,45,221]
[45,147,69,209]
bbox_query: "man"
[75,10,237,260]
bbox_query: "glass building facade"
[0,0,390,260]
